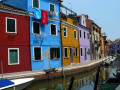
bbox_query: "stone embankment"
[0,56,111,80]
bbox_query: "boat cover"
[0,79,14,88]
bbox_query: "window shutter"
[57,48,60,58]
[35,48,41,60]
[7,19,15,32]
[50,48,53,59]
[33,22,39,34]
[50,4,54,12]
[51,24,56,35]
[10,50,18,64]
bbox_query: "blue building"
[1,0,62,70]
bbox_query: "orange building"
[61,14,80,66]
[100,28,105,58]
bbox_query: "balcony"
[48,11,58,16]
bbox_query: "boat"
[100,78,120,90]
[103,60,111,66]
[0,77,34,90]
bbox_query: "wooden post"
[94,66,101,90]
[68,76,75,90]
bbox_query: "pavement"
[0,56,110,79]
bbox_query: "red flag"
[41,10,48,25]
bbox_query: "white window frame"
[74,30,77,39]
[33,47,42,61]
[80,48,83,57]
[6,17,17,33]
[63,26,67,37]
[50,47,60,60]
[8,48,19,65]
[50,23,57,36]
[32,0,40,8]
[80,30,82,38]
[64,47,68,58]
[75,48,78,57]
[49,3,55,12]
[32,21,41,34]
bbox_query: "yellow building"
[61,14,80,66]
[100,28,105,58]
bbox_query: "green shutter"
[7,19,15,32]
[34,48,41,60]
[33,22,39,34]
[50,4,55,12]
[33,0,39,8]
[74,31,76,39]
[10,50,18,64]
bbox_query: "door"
[85,48,87,60]
[70,47,74,64]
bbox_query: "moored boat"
[0,77,34,90]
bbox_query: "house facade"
[0,4,31,73]
[100,28,105,58]
[2,0,62,70]
[77,15,91,63]
[86,15,101,60]
[61,14,79,66]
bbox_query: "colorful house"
[61,13,79,66]
[77,15,91,63]
[86,15,101,60]
[0,4,31,73]
[1,0,62,70]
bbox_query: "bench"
[43,68,58,74]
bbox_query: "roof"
[0,3,29,16]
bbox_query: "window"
[80,30,82,38]
[6,18,16,33]
[63,27,67,37]
[51,24,56,35]
[34,47,42,61]
[84,32,86,39]
[80,48,83,56]
[50,3,55,12]
[88,48,90,55]
[87,33,89,39]
[50,48,60,59]
[117,45,119,48]
[75,48,78,57]
[74,30,77,39]
[33,0,39,8]
[8,48,19,65]
[64,47,68,58]
[33,22,40,34]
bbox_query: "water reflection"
[24,56,120,90]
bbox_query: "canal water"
[24,56,120,90]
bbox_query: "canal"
[24,56,120,90]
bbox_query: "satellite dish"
[34,8,41,19]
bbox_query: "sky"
[62,0,120,41]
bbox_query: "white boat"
[0,77,34,90]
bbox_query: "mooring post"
[94,66,101,90]
[68,76,75,90]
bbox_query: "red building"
[0,4,31,73]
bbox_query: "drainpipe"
[59,0,64,77]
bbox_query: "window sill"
[51,58,60,60]
[75,56,79,58]
[51,34,57,36]
[33,60,43,62]
[64,57,69,59]
[8,63,19,65]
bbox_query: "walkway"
[0,56,110,79]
